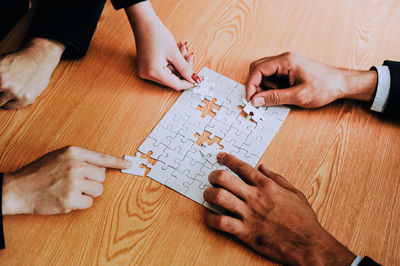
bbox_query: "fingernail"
[124,159,133,168]
[253,97,265,107]
[192,73,201,83]
[217,152,226,160]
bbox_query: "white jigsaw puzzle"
[122,68,290,212]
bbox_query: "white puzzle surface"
[122,68,290,212]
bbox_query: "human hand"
[204,153,355,265]
[0,38,65,109]
[2,146,132,215]
[125,1,201,90]
[246,52,377,108]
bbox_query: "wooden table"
[1,0,399,265]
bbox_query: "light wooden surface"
[1,0,400,265]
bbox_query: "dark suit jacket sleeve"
[382,60,400,118]
[110,0,146,10]
[359,256,381,266]
[0,173,5,249]
[26,0,106,59]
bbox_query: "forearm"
[124,1,161,35]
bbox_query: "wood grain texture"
[0,0,400,265]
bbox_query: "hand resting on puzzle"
[2,146,131,215]
[204,152,356,265]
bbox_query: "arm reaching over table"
[121,1,200,90]
[203,152,380,266]
[246,52,400,118]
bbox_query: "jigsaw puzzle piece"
[184,179,211,205]
[167,134,196,156]
[230,148,260,167]
[264,106,291,121]
[164,170,195,195]
[191,77,215,99]
[187,113,212,132]
[147,161,176,185]
[138,137,167,160]
[231,115,255,136]
[205,119,230,139]
[157,146,186,169]
[215,74,238,93]
[200,142,222,165]
[198,67,220,83]
[240,98,268,123]
[158,113,188,135]
[242,127,277,158]
[177,89,202,108]
[176,122,198,142]
[121,153,147,176]
[219,139,241,155]
[176,150,206,179]
[223,84,246,110]
[212,106,239,128]
[223,126,248,147]
[148,125,176,147]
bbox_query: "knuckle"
[215,189,228,203]
[63,146,79,158]
[214,170,229,183]
[86,197,94,208]
[66,160,83,173]
[237,161,248,173]
[268,91,280,105]
[283,51,293,58]
[216,216,229,229]
[95,183,104,196]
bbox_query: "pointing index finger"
[67,147,132,169]
[216,152,260,186]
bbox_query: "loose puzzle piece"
[121,153,147,176]
[122,67,290,212]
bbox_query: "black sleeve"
[0,0,29,41]
[359,256,381,266]
[0,172,5,249]
[382,60,400,118]
[25,0,106,59]
[110,0,146,10]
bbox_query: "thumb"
[251,84,305,107]
[170,51,198,83]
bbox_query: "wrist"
[342,69,377,102]
[26,38,65,59]
[125,1,160,30]
[2,173,32,215]
[291,228,356,266]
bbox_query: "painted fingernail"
[253,97,265,107]
[192,73,201,83]
[217,152,226,160]
[124,159,133,168]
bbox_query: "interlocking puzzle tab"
[122,68,290,212]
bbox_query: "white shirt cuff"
[370,65,391,112]
[351,256,363,266]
